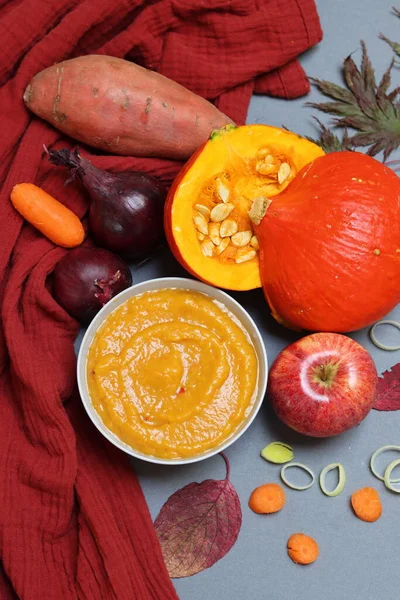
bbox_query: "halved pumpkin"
[164,124,324,291]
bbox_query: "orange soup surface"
[87,288,258,459]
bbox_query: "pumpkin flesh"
[164,125,325,291]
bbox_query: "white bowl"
[77,277,268,465]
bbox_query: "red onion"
[47,148,166,258]
[53,247,132,323]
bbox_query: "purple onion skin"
[88,170,165,257]
[53,247,132,323]
[47,148,166,258]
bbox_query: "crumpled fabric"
[0,0,322,598]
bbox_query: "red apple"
[268,333,378,437]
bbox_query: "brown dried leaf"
[306,100,361,118]
[307,78,355,104]
[380,34,400,58]
[343,47,376,115]
[306,119,354,153]
[154,453,241,578]
[306,41,400,160]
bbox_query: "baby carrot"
[11,183,85,248]
[248,483,286,514]
[351,487,382,522]
[287,533,319,565]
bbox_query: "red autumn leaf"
[154,453,241,578]
[373,363,400,411]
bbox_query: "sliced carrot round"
[248,483,286,514]
[287,533,319,565]
[351,487,382,522]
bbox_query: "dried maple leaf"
[154,453,241,578]
[380,7,400,60]
[306,41,400,161]
[373,363,400,411]
[306,118,354,153]
[380,33,400,59]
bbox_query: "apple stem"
[313,363,338,387]
[319,365,327,382]
[317,364,331,382]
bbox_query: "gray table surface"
[77,2,400,598]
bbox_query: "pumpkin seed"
[209,222,221,246]
[193,213,209,235]
[216,179,230,203]
[195,204,211,218]
[197,232,205,241]
[220,218,238,238]
[210,203,234,222]
[278,162,291,184]
[200,239,214,257]
[256,162,277,176]
[250,235,259,250]
[256,153,278,175]
[235,248,256,263]
[231,230,252,248]
[248,197,271,225]
[216,237,230,255]
[257,148,272,157]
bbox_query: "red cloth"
[0,1,322,598]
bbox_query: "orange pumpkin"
[249,151,400,332]
[164,125,324,291]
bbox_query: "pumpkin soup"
[86,288,258,459]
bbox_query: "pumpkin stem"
[248,197,271,225]
[209,123,237,140]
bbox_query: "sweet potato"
[23,55,233,160]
